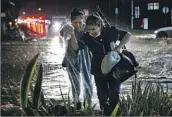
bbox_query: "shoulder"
[103,26,118,37]
[80,32,91,41]
[104,26,118,34]
[108,26,117,31]
[78,33,91,49]
[108,26,127,33]
[110,26,127,34]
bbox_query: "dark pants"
[94,73,120,116]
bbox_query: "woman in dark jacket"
[67,14,131,115]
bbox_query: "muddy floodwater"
[1,35,172,108]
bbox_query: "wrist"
[71,32,75,35]
[71,33,75,37]
[115,46,121,50]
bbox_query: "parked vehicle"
[48,16,67,37]
[154,26,172,38]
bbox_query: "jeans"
[94,73,120,116]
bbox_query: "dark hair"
[86,14,102,27]
[70,8,85,20]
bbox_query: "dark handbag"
[122,49,139,67]
[112,50,138,83]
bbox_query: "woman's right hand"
[61,24,75,35]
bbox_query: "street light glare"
[38,8,42,11]
[23,12,26,15]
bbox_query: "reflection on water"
[1,36,172,109]
[40,37,99,107]
[41,37,70,100]
[121,36,172,94]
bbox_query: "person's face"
[71,16,85,32]
[87,25,101,37]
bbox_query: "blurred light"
[53,22,61,31]
[26,18,30,22]
[17,19,23,24]
[9,22,12,25]
[23,20,27,23]
[45,20,51,24]
[32,17,34,19]
[39,17,42,19]
[9,1,15,6]
[154,30,158,34]
[84,9,89,16]
[38,8,42,11]
[23,12,26,15]
[27,22,30,28]
[32,19,37,22]
[40,24,44,34]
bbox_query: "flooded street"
[122,36,172,94]
[1,35,172,108]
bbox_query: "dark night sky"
[19,0,101,14]
[7,0,131,26]
[18,0,131,15]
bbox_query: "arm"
[116,32,131,49]
[114,30,131,52]
[60,24,79,50]
[70,33,79,50]
[68,25,86,51]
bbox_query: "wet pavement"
[121,36,172,94]
[1,35,172,108]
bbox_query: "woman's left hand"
[114,46,121,53]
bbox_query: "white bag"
[101,51,121,74]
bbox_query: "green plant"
[2,54,172,116]
[19,54,96,116]
[20,53,40,108]
[117,81,172,116]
